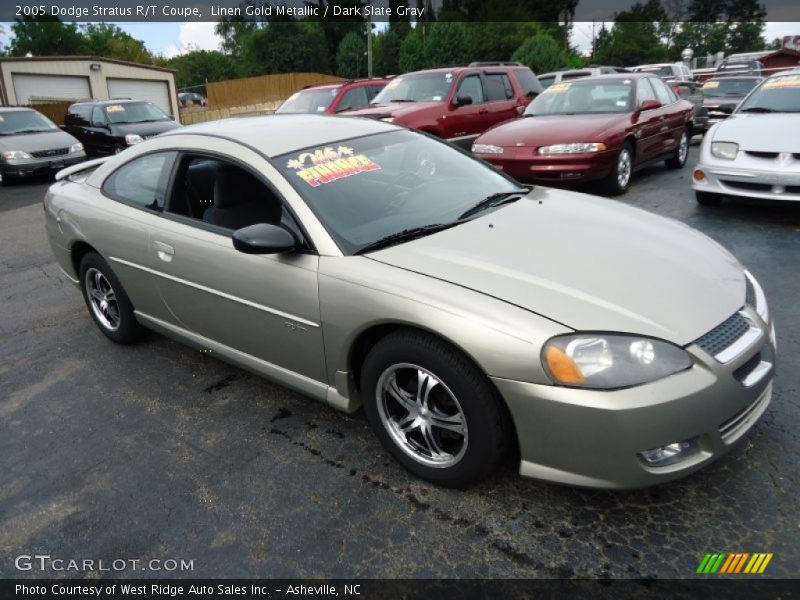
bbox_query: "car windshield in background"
[371,73,454,103]
[737,74,800,113]
[702,78,760,97]
[276,88,339,114]
[0,110,59,135]
[104,102,171,124]
[638,66,672,78]
[524,81,633,116]
[276,130,520,254]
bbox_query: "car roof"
[768,67,800,78]
[161,114,401,158]
[0,106,36,113]
[553,73,648,82]
[71,98,149,106]
[634,63,676,68]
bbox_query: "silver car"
[44,115,776,488]
[0,107,86,185]
[693,68,800,205]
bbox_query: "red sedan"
[471,74,694,194]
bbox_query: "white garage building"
[0,56,179,118]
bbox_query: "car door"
[649,77,685,154]
[445,73,491,142]
[147,143,326,383]
[633,78,666,161]
[482,71,520,124]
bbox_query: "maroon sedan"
[471,74,694,194]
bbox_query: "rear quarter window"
[102,152,176,210]
[514,69,544,96]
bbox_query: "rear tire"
[602,142,633,196]
[665,128,690,169]
[360,330,510,487]
[79,252,144,344]
[695,191,723,207]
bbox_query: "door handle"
[153,241,175,262]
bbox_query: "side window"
[538,75,555,89]
[515,68,543,96]
[102,152,175,210]
[650,77,675,105]
[636,79,658,106]
[337,86,369,112]
[67,105,91,126]
[456,74,485,104]
[367,85,384,101]
[91,106,106,126]
[484,74,514,101]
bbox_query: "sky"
[1,20,799,58]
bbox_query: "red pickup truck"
[345,62,543,148]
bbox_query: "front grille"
[30,147,69,158]
[745,278,756,308]
[745,151,778,159]
[721,180,772,192]
[733,352,761,383]
[694,313,750,357]
[719,385,770,441]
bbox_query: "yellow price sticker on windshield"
[545,83,571,94]
[702,80,720,89]
[0,115,4,122]
[106,104,126,112]
[763,75,800,89]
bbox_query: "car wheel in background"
[695,191,723,207]
[665,128,690,169]
[603,142,634,196]
[361,330,511,487]
[79,252,144,344]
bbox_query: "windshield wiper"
[355,222,460,255]
[8,128,51,134]
[739,107,776,113]
[458,190,527,220]
[390,99,416,102]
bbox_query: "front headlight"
[125,134,143,146]
[543,334,692,389]
[538,142,607,155]
[69,142,84,154]
[710,141,738,160]
[1,150,33,161]
[744,270,769,323]
[472,144,504,155]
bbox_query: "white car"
[693,68,800,205]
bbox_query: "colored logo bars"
[697,552,773,574]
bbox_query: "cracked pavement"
[1,146,798,579]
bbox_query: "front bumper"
[475,148,616,184]
[494,310,776,489]
[693,151,800,201]
[0,153,86,180]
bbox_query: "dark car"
[62,99,181,157]
[275,79,389,115]
[0,107,86,185]
[178,92,207,107]
[716,58,765,78]
[701,76,763,126]
[471,74,694,195]
[345,62,543,148]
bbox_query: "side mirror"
[454,95,473,107]
[639,99,662,111]
[232,223,296,255]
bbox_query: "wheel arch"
[70,240,99,278]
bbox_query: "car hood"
[109,120,181,136]
[369,187,745,345]
[346,102,442,118]
[0,129,79,152]
[703,95,744,107]
[477,113,629,147]
[711,113,800,152]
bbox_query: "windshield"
[276,130,520,254]
[0,110,59,135]
[736,74,800,113]
[702,78,760,97]
[371,73,454,103]
[637,66,672,78]
[105,102,171,124]
[524,81,633,116]
[276,88,339,114]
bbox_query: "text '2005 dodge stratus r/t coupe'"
[44,115,776,488]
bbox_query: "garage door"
[107,79,172,115]
[12,74,91,104]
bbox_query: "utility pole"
[367,2,373,78]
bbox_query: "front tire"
[603,142,634,195]
[361,330,510,487]
[695,191,723,206]
[665,128,690,169]
[79,252,144,344]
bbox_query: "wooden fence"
[206,72,342,108]
[179,100,283,125]
[24,99,75,125]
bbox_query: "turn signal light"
[694,169,706,181]
[544,346,585,385]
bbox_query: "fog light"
[638,437,700,467]
[694,169,705,181]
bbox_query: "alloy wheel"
[85,268,120,331]
[617,148,632,189]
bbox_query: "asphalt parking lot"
[1,145,799,579]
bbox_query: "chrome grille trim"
[30,147,69,158]
[693,311,763,364]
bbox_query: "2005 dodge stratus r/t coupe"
[45,115,776,488]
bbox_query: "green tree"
[239,21,331,77]
[424,21,474,66]
[592,1,668,66]
[511,34,565,74]
[336,31,367,79]
[82,23,152,63]
[373,28,403,77]
[167,50,238,90]
[399,27,428,72]
[673,0,767,57]
[9,16,84,56]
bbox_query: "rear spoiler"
[55,157,109,181]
